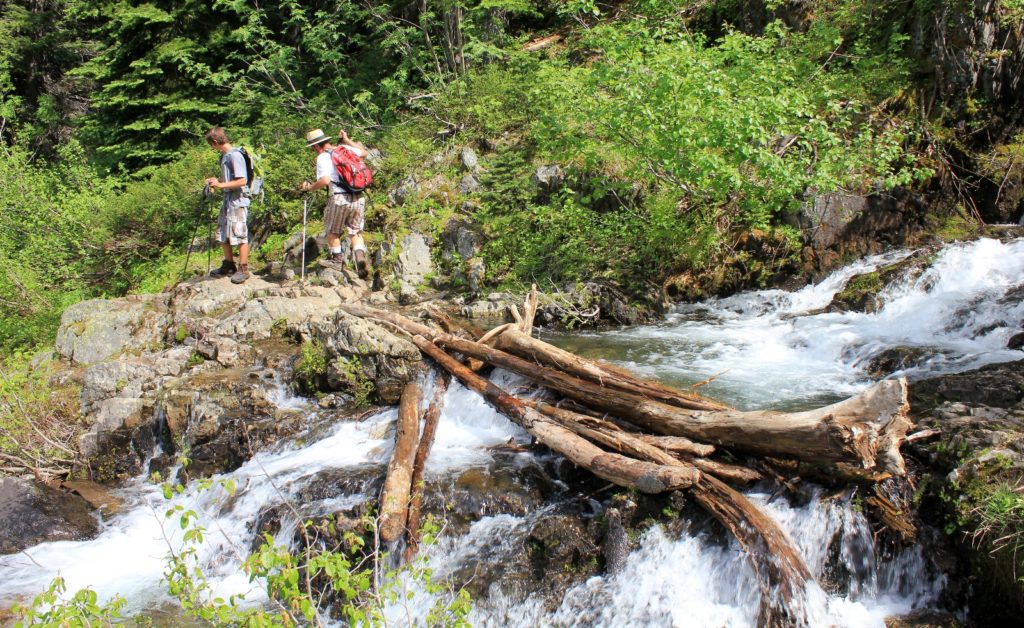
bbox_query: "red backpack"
[330,145,373,193]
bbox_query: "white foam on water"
[556,238,1024,409]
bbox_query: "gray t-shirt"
[220,149,251,209]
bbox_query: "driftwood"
[379,382,421,543]
[339,304,912,475]
[491,327,729,411]
[405,373,450,561]
[419,337,809,626]
[412,335,701,493]
[340,299,914,625]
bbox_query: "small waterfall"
[553,237,1024,409]
[5,239,1020,625]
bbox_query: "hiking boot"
[210,259,237,277]
[354,249,369,280]
[230,264,250,284]
[318,253,347,271]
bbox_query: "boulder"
[441,218,483,262]
[307,310,423,404]
[458,174,480,194]
[394,233,434,304]
[389,175,420,206]
[213,295,339,340]
[55,295,170,366]
[0,477,99,554]
[532,164,565,194]
[459,147,479,172]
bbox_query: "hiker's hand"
[300,180,311,192]
[338,129,350,142]
[206,177,219,188]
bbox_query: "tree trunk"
[405,373,450,561]
[339,304,912,475]
[412,335,700,493]
[379,382,421,543]
[492,327,729,411]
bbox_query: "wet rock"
[910,360,1024,412]
[602,507,629,575]
[61,480,123,517]
[55,295,170,366]
[1008,332,1024,351]
[0,478,99,554]
[525,514,600,596]
[864,347,932,377]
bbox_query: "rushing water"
[2,237,1022,626]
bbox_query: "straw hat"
[305,129,331,147]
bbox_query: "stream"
[2,236,1023,626]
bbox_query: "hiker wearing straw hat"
[300,128,371,278]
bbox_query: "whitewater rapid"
[2,237,1021,626]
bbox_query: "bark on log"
[492,327,729,411]
[531,402,760,484]
[412,335,701,493]
[338,303,912,475]
[405,373,450,561]
[636,434,715,457]
[379,382,421,543]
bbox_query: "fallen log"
[339,304,912,475]
[379,382,421,543]
[405,372,450,561]
[491,327,729,411]
[420,338,810,626]
[412,335,701,493]
[531,401,760,485]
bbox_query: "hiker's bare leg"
[327,233,342,250]
[239,243,249,266]
[350,233,365,252]
[222,242,234,262]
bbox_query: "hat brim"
[306,134,331,147]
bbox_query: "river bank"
[1,233,1021,625]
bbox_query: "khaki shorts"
[217,204,248,245]
[324,192,365,237]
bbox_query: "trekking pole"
[300,191,309,282]
[181,184,211,279]
[203,183,213,275]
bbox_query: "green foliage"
[0,352,83,476]
[334,355,375,408]
[10,576,126,627]
[153,467,472,626]
[293,340,329,394]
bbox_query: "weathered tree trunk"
[412,335,701,493]
[491,327,729,411]
[405,373,450,561]
[421,340,810,626]
[379,382,421,543]
[339,304,912,475]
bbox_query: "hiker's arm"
[207,176,246,190]
[301,176,332,192]
[338,130,368,157]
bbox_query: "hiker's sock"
[353,245,367,253]
[329,246,342,255]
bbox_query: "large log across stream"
[339,303,912,476]
[411,333,809,627]
[341,302,914,625]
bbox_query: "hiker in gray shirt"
[204,127,251,284]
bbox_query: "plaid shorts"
[324,191,365,237]
[217,204,248,245]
